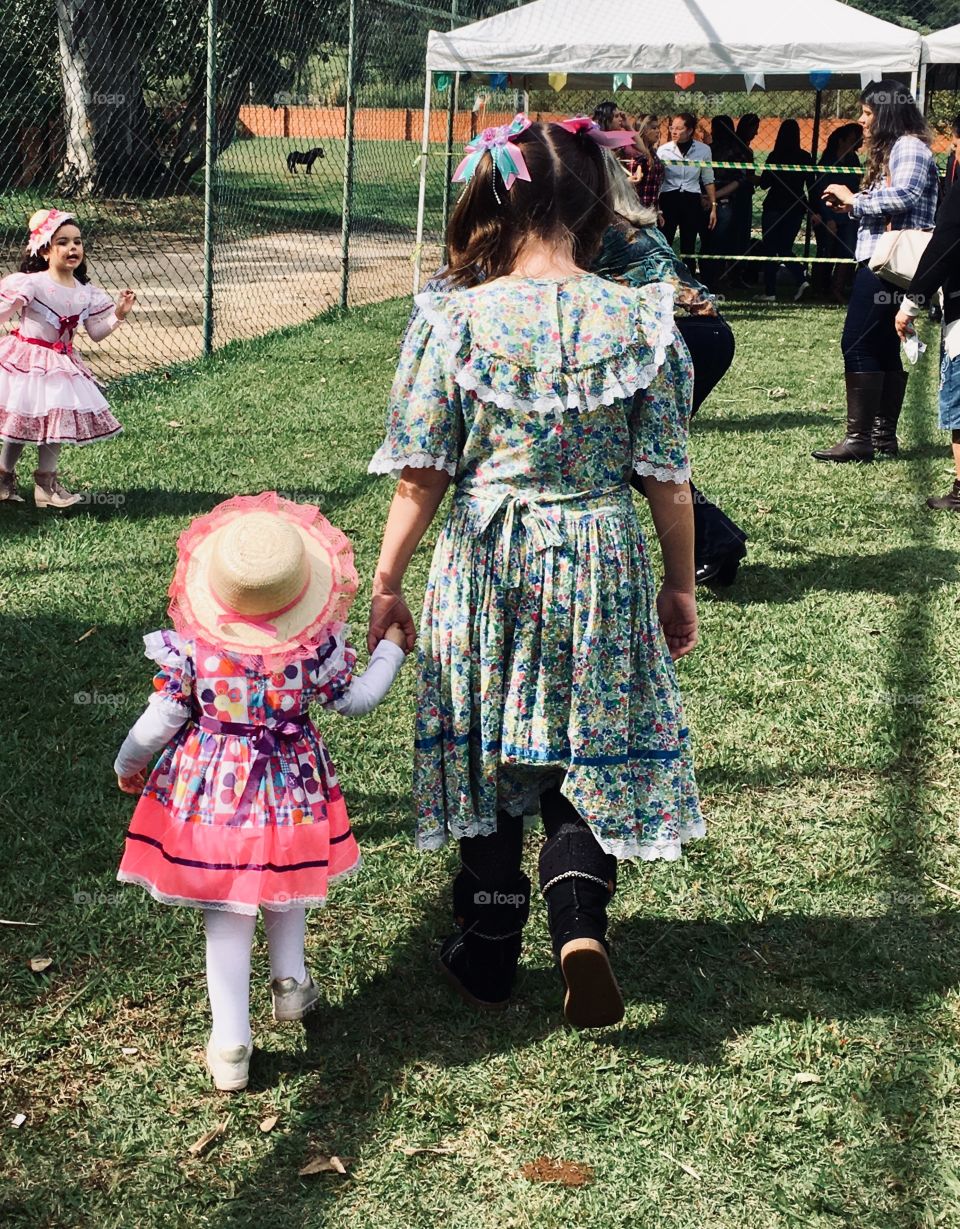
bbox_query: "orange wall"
[240,106,954,155]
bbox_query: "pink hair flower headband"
[452,113,533,190]
[556,116,637,149]
[27,208,77,255]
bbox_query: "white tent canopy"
[426,0,923,90]
[923,23,960,64]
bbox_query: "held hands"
[384,623,408,650]
[657,586,698,661]
[117,769,147,794]
[368,585,417,654]
[115,290,137,320]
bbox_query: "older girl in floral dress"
[367,117,704,1029]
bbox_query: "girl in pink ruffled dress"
[0,208,136,508]
[115,493,407,1091]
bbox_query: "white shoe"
[271,971,320,1021]
[754,293,776,303]
[793,279,811,302]
[205,1036,252,1091]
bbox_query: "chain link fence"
[2,0,958,378]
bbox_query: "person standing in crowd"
[808,123,862,301]
[732,113,761,265]
[895,167,960,507]
[631,114,666,214]
[701,115,744,287]
[592,100,640,166]
[814,80,938,463]
[756,119,814,303]
[593,152,747,585]
[942,115,960,194]
[658,112,717,264]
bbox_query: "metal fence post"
[202,0,218,356]
[339,0,358,310]
[802,88,823,263]
[439,0,460,257]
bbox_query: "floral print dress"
[369,274,705,860]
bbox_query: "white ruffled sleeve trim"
[633,459,692,484]
[143,629,189,670]
[367,447,457,480]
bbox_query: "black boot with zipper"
[873,369,908,459]
[812,371,883,462]
[539,823,623,1029]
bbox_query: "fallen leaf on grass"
[521,1156,594,1187]
[299,1154,348,1176]
[11,1113,26,1128]
[793,1072,822,1085]
[660,1150,701,1179]
[188,1119,229,1156]
[767,387,789,400]
[75,627,97,643]
[259,1115,278,1133]
[28,957,52,973]
[121,1046,138,1056]
[400,1145,457,1157]
[167,420,183,429]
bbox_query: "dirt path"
[68,231,442,380]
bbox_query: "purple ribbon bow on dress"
[199,713,310,826]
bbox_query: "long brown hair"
[860,79,932,188]
[19,221,90,284]
[446,121,612,287]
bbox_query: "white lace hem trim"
[416,820,706,860]
[116,857,361,913]
[633,460,692,484]
[367,448,457,479]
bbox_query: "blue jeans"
[841,267,903,374]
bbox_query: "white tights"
[203,907,308,1048]
[0,442,61,472]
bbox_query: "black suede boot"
[927,479,960,511]
[439,868,531,1009]
[812,371,882,462]
[873,369,908,459]
[539,824,623,1028]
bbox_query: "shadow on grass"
[695,411,828,433]
[718,546,960,604]
[0,475,377,537]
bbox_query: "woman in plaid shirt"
[813,79,938,463]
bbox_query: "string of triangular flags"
[435,67,883,94]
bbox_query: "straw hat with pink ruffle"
[168,492,358,667]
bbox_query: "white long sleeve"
[331,640,406,717]
[114,696,190,777]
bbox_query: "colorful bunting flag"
[612,73,632,92]
[548,72,568,92]
[809,70,832,90]
[674,72,696,89]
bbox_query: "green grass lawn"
[2,292,960,1227]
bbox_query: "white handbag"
[868,228,933,289]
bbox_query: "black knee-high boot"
[538,819,624,1029]
[439,816,530,1009]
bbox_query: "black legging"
[660,191,705,258]
[458,789,597,884]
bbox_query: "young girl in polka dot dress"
[115,492,406,1091]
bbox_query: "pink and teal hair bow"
[452,113,533,190]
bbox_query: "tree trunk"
[56,0,169,196]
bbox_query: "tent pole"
[413,70,433,295]
[802,89,823,265]
[440,72,460,261]
[917,61,929,114]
